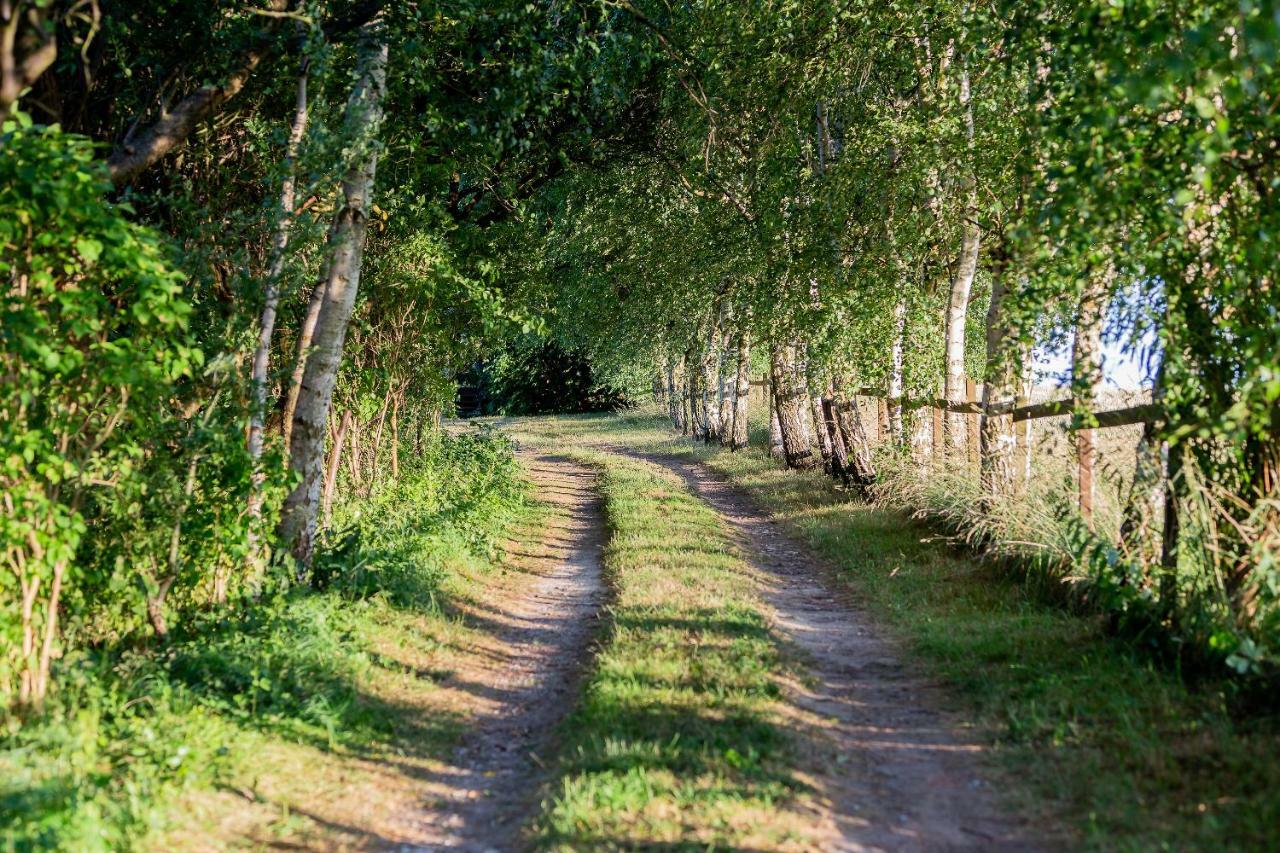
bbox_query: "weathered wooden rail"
[748,377,1160,525]
[751,379,1160,428]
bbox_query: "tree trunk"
[247,64,310,557]
[279,18,388,567]
[323,409,353,529]
[688,346,704,438]
[667,357,681,430]
[282,241,333,453]
[794,343,818,455]
[770,343,816,469]
[731,330,751,450]
[390,389,401,481]
[979,263,1017,501]
[1017,353,1035,490]
[717,325,735,448]
[833,384,877,495]
[347,414,364,492]
[889,298,906,442]
[944,67,981,456]
[701,308,723,442]
[370,385,391,486]
[769,376,785,459]
[1072,270,1109,527]
[810,388,833,471]
[821,392,849,483]
[1161,444,1183,621]
[150,450,200,637]
[682,354,695,436]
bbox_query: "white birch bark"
[246,62,309,568]
[889,298,906,442]
[944,65,981,455]
[278,18,387,567]
[979,265,1018,500]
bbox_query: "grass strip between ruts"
[533,451,818,851]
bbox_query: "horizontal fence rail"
[750,380,1160,428]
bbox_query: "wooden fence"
[749,377,1161,526]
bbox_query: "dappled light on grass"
[534,453,816,850]
[1,432,532,849]
[529,412,1280,850]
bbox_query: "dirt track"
[393,433,1041,850]
[613,448,1044,851]
[400,453,605,851]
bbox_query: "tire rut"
[613,448,1050,852]
[397,453,606,851]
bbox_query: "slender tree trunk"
[979,263,1017,500]
[390,390,400,481]
[770,343,816,469]
[323,409,352,529]
[279,18,388,567]
[682,354,694,436]
[794,343,818,455]
[282,246,332,452]
[667,357,681,429]
[347,415,364,492]
[889,298,906,443]
[1161,444,1183,620]
[769,376,784,459]
[944,67,981,456]
[1017,354,1035,490]
[731,330,751,450]
[701,307,723,442]
[688,344,704,438]
[149,451,200,637]
[717,324,735,448]
[248,63,309,480]
[1073,271,1109,527]
[370,385,391,486]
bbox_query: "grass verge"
[2,431,537,850]
[533,451,816,851]
[506,410,1280,851]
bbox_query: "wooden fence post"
[966,378,980,473]
[1078,425,1095,528]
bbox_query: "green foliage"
[0,118,197,703]
[1,429,524,849]
[318,430,527,603]
[485,338,632,416]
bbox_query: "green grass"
[1,431,535,851]
[533,452,817,850]
[507,409,1280,851]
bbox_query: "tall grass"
[1,430,526,850]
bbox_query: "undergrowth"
[1,430,526,851]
